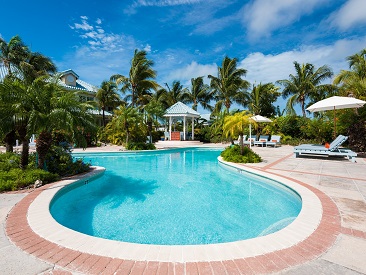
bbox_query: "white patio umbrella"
[306,96,366,138]
[249,115,272,148]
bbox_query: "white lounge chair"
[234,135,247,145]
[266,135,281,147]
[294,135,357,162]
[244,137,256,146]
[254,135,269,147]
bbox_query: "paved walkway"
[1,144,366,274]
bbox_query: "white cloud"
[328,0,366,31]
[165,61,217,85]
[70,16,135,53]
[133,0,202,7]
[144,44,152,53]
[239,36,366,86]
[242,0,328,39]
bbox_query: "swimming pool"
[50,148,301,245]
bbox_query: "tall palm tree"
[277,61,333,117]
[27,77,95,169]
[111,49,159,108]
[208,56,250,112]
[182,76,213,111]
[96,80,120,127]
[0,35,29,75]
[158,81,188,108]
[334,48,366,99]
[248,82,280,117]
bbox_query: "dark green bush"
[126,142,156,150]
[221,145,262,163]
[0,167,59,192]
[45,143,90,176]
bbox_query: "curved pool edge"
[18,158,336,264]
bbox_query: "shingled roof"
[164,101,200,118]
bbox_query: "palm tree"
[277,61,333,117]
[111,49,159,108]
[182,76,213,111]
[223,111,256,155]
[113,106,143,144]
[249,82,280,117]
[0,35,29,75]
[27,77,95,169]
[208,56,250,112]
[96,80,120,127]
[158,81,188,108]
[334,48,366,99]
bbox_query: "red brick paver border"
[5,170,345,274]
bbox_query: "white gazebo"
[163,102,201,141]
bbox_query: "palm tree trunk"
[4,130,16,153]
[36,131,53,169]
[20,139,29,169]
[102,108,106,127]
[17,125,29,169]
[239,134,244,155]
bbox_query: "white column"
[249,123,252,148]
[169,116,172,140]
[183,116,186,140]
[192,117,194,140]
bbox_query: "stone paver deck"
[1,144,366,274]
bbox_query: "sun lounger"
[254,135,269,147]
[244,137,256,146]
[294,135,357,162]
[234,135,247,145]
[266,135,281,147]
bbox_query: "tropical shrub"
[0,152,59,191]
[126,142,156,150]
[221,145,262,163]
[45,143,90,177]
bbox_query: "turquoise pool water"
[50,148,301,245]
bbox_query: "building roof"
[58,79,98,94]
[0,65,97,94]
[59,69,79,79]
[164,101,200,118]
[89,109,113,116]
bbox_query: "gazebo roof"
[164,102,200,118]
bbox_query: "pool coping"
[5,156,342,273]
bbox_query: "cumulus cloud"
[239,36,366,86]
[70,16,135,53]
[144,44,152,52]
[328,0,366,31]
[242,0,328,39]
[164,61,217,85]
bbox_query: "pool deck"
[1,144,366,274]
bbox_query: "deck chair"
[294,135,357,162]
[234,135,247,145]
[266,135,281,147]
[244,137,256,146]
[254,135,269,147]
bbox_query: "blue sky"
[1,0,366,113]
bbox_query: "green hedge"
[126,142,156,150]
[221,145,262,163]
[0,168,59,192]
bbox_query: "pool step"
[154,140,204,149]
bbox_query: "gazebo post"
[183,116,186,140]
[192,117,194,140]
[169,116,172,140]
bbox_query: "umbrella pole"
[249,123,252,149]
[333,106,336,139]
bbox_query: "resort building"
[0,66,112,126]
